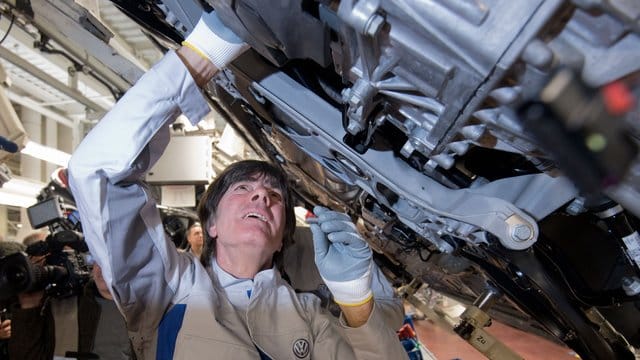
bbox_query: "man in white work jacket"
[68,10,412,360]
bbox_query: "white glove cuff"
[183,17,249,69]
[323,265,373,306]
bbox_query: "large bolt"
[521,39,553,69]
[511,224,533,242]
[622,276,640,296]
[460,125,486,141]
[347,120,364,134]
[431,154,454,169]
[365,14,385,37]
[566,198,586,216]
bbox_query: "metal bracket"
[454,289,525,360]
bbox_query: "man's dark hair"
[22,231,48,247]
[197,160,295,270]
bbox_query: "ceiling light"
[2,176,45,195]
[0,176,45,208]
[21,140,71,167]
[0,191,38,208]
[217,124,244,157]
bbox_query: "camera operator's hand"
[29,254,47,267]
[0,319,10,339]
[17,290,44,309]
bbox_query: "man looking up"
[68,10,409,360]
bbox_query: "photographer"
[0,238,26,359]
[9,263,135,359]
[21,231,49,268]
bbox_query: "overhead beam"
[0,13,117,109]
[28,0,143,91]
[0,45,107,113]
[5,89,75,128]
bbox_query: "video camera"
[0,195,91,300]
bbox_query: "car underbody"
[5,1,640,358]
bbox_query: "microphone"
[0,136,19,153]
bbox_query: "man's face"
[187,225,204,250]
[208,174,286,261]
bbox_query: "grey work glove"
[183,11,249,69]
[307,206,373,306]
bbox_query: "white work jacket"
[68,51,409,360]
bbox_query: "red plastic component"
[397,323,417,340]
[602,82,635,116]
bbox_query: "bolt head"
[511,224,533,242]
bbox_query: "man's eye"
[269,191,282,201]
[235,184,250,191]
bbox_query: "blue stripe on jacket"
[157,304,187,359]
[155,302,272,359]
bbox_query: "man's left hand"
[307,206,373,307]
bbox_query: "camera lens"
[7,267,26,282]
[5,263,30,291]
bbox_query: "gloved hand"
[307,206,373,306]
[183,11,249,69]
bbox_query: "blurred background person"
[0,310,9,359]
[8,253,135,359]
[21,231,49,268]
[21,231,48,247]
[184,221,204,259]
[1,236,27,359]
